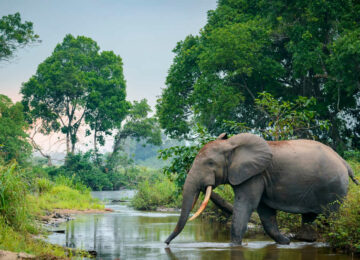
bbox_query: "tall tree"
[109,99,161,163]
[0,12,39,62]
[85,51,130,153]
[0,95,31,163]
[156,0,360,151]
[21,34,128,154]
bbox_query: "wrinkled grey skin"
[165,133,359,245]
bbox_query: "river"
[47,190,359,259]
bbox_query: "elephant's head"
[165,133,272,244]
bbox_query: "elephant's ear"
[227,133,272,186]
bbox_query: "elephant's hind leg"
[257,201,290,245]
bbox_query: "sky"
[0,0,218,109]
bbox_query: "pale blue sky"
[0,0,217,108]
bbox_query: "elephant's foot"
[230,240,242,246]
[274,234,290,245]
[295,224,317,242]
[230,231,244,246]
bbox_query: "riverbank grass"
[30,183,104,212]
[131,175,181,210]
[0,217,67,258]
[0,163,103,258]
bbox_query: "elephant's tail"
[344,161,359,185]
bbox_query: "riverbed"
[47,190,360,259]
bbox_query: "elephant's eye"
[208,160,215,166]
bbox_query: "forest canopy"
[156,0,360,151]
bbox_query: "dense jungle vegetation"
[1,0,360,256]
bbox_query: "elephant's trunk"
[165,177,199,245]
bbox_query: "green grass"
[31,184,103,211]
[0,162,103,258]
[0,163,36,233]
[0,216,67,258]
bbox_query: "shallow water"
[47,190,359,260]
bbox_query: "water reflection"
[46,191,359,260]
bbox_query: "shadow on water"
[47,190,360,260]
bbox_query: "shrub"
[344,150,360,162]
[53,174,89,193]
[131,176,182,210]
[34,184,103,211]
[35,178,53,194]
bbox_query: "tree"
[0,12,39,62]
[156,0,360,151]
[21,34,128,154]
[85,51,130,153]
[0,95,31,163]
[225,92,330,141]
[109,99,161,166]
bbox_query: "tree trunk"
[210,192,233,215]
[94,130,97,153]
[66,132,70,154]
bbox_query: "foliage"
[107,166,159,190]
[343,150,360,162]
[31,184,102,211]
[46,151,161,191]
[0,162,100,258]
[0,217,68,258]
[158,124,215,189]
[225,92,330,141]
[47,152,113,191]
[21,34,128,154]
[0,95,32,164]
[156,0,360,150]
[84,50,130,152]
[0,163,34,233]
[131,175,182,210]
[0,12,40,62]
[317,160,360,254]
[35,178,53,195]
[110,99,162,165]
[254,93,329,140]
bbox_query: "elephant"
[165,133,359,245]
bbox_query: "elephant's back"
[264,140,349,214]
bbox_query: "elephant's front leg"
[231,175,264,244]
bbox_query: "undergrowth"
[131,175,182,210]
[0,162,103,258]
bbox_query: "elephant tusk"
[191,191,200,211]
[189,186,212,221]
